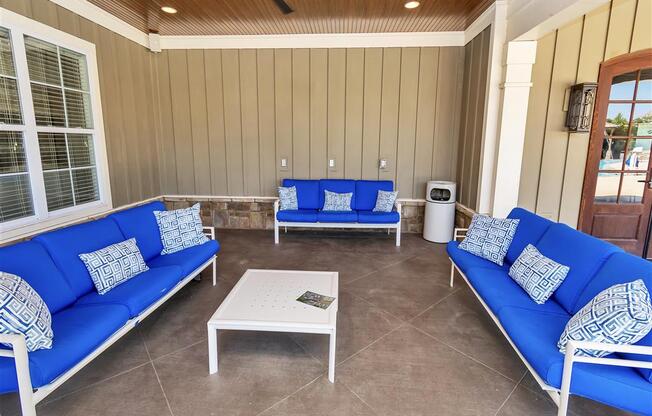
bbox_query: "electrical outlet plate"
[379,159,388,169]
[328,159,336,168]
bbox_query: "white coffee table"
[207,269,339,382]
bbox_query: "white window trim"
[0,8,112,242]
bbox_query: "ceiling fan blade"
[272,0,294,14]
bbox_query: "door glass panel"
[620,172,646,204]
[631,103,652,136]
[600,138,626,170]
[636,68,652,100]
[594,172,620,203]
[609,71,637,100]
[606,103,632,136]
[625,138,651,170]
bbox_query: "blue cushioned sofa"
[0,201,219,416]
[448,208,652,416]
[274,179,402,246]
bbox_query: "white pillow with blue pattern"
[458,214,519,266]
[79,238,149,295]
[278,186,298,210]
[0,272,53,352]
[509,244,569,304]
[323,190,353,211]
[558,279,652,358]
[154,204,209,255]
[373,190,398,213]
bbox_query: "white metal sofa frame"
[273,199,402,246]
[0,227,218,416]
[449,228,652,416]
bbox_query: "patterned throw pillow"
[278,186,298,210]
[373,190,398,213]
[558,279,652,358]
[154,204,209,255]
[0,272,53,352]
[509,244,569,304]
[79,238,149,295]
[458,214,519,266]
[322,190,353,211]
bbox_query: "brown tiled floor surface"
[0,230,633,416]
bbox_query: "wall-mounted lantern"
[565,82,598,132]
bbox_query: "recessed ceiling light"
[161,6,177,14]
[404,1,420,9]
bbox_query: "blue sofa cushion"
[0,241,75,314]
[75,266,183,317]
[355,180,394,211]
[447,241,508,274]
[282,179,320,209]
[0,303,130,393]
[147,240,219,276]
[498,306,652,415]
[276,209,318,222]
[505,208,554,264]
[535,223,622,313]
[319,179,356,210]
[108,201,165,261]
[34,218,127,298]
[317,211,358,223]
[357,210,400,224]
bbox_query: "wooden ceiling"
[87,0,495,36]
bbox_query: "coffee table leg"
[208,326,218,374]
[328,328,336,383]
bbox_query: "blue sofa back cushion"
[319,179,356,210]
[506,208,554,264]
[34,218,127,299]
[0,241,76,314]
[108,201,165,261]
[282,179,320,209]
[355,180,394,211]
[535,223,622,313]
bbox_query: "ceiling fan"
[272,0,294,14]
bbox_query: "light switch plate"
[281,158,288,168]
[379,159,388,169]
[328,159,336,168]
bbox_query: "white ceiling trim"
[464,2,496,44]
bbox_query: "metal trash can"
[423,181,456,243]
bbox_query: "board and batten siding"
[455,27,491,210]
[518,0,652,227]
[155,46,465,199]
[1,0,162,208]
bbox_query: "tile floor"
[0,230,634,416]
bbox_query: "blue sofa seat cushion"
[357,210,400,224]
[0,241,76,314]
[147,240,219,276]
[108,201,166,261]
[498,306,652,415]
[447,241,508,274]
[75,266,183,317]
[355,180,394,211]
[0,303,130,393]
[276,209,318,222]
[319,179,356,210]
[281,179,320,209]
[317,211,358,223]
[505,208,554,264]
[34,218,127,298]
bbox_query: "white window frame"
[0,8,112,242]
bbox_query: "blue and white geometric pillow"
[278,186,298,210]
[322,190,353,211]
[558,279,652,358]
[154,203,209,255]
[509,244,570,304]
[0,272,53,352]
[373,190,398,213]
[79,238,149,295]
[458,214,519,266]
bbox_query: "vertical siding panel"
[147,53,164,196]
[469,33,490,210]
[239,49,260,195]
[222,50,244,195]
[327,49,346,179]
[292,49,310,178]
[131,43,154,198]
[257,49,277,195]
[396,47,420,198]
[56,7,80,36]
[361,48,383,180]
[456,41,473,206]
[168,49,195,194]
[631,0,652,52]
[187,50,212,195]
[156,51,178,194]
[204,50,228,195]
[378,48,401,182]
[29,0,58,27]
[275,49,293,181]
[0,0,33,16]
[604,0,637,59]
[309,49,328,179]
[345,48,364,179]
[462,39,481,207]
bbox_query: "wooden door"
[579,49,652,256]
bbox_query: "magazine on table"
[297,291,336,309]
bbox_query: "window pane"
[0,174,34,222]
[605,103,631,136]
[636,68,652,100]
[0,28,16,78]
[600,138,626,170]
[71,167,98,204]
[64,90,92,128]
[43,170,73,211]
[594,172,620,203]
[68,134,94,167]
[632,103,652,136]
[31,83,66,126]
[38,132,69,170]
[609,71,637,100]
[0,131,27,174]
[625,138,651,171]
[620,172,646,204]
[60,48,89,91]
[0,77,22,125]
[24,36,61,86]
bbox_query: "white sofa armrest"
[453,228,468,241]
[274,198,280,215]
[0,333,36,416]
[394,200,402,216]
[202,225,216,240]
